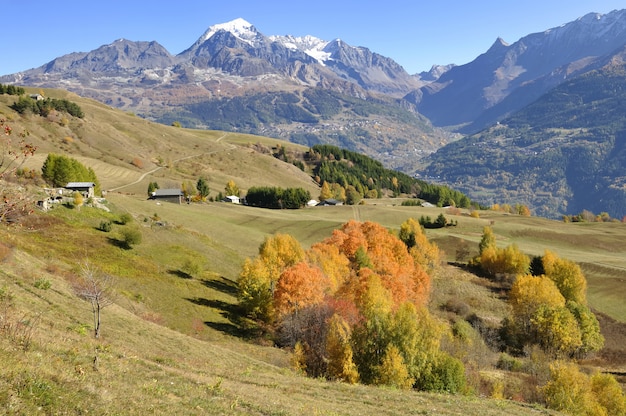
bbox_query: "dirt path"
[109,133,233,192]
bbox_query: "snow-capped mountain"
[406,9,626,132]
[269,34,331,64]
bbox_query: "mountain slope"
[1,18,437,168]
[421,61,626,219]
[406,9,626,132]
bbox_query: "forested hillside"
[423,67,626,219]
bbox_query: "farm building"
[223,195,241,204]
[317,198,343,206]
[65,182,96,198]
[150,189,184,204]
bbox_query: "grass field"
[1,88,624,414]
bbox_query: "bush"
[33,278,52,290]
[97,220,112,232]
[443,297,471,317]
[120,227,142,248]
[118,213,133,225]
[419,353,467,393]
[496,353,523,372]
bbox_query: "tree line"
[308,144,472,207]
[42,153,100,193]
[11,95,84,118]
[245,186,311,209]
[0,83,26,96]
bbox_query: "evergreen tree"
[196,177,210,200]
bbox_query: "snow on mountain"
[269,34,332,64]
[198,18,262,46]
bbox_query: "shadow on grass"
[168,269,192,279]
[186,296,256,338]
[106,237,131,250]
[201,276,238,296]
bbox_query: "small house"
[150,189,184,204]
[223,195,241,204]
[317,199,343,206]
[65,182,96,198]
[30,94,44,101]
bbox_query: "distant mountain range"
[3,11,626,218]
[407,10,626,133]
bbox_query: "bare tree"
[73,261,114,338]
[1,118,37,224]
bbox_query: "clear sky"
[2,1,625,76]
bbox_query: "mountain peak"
[199,18,259,45]
[489,37,509,50]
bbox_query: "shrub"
[118,213,133,225]
[496,353,523,372]
[33,279,52,290]
[120,227,142,248]
[443,297,471,317]
[97,220,112,232]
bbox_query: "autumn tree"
[478,226,496,254]
[273,262,328,317]
[375,345,414,389]
[505,274,567,352]
[319,181,332,201]
[399,217,441,273]
[479,243,530,281]
[73,191,84,209]
[225,179,240,197]
[567,301,604,357]
[307,242,350,293]
[351,274,393,384]
[238,257,274,321]
[325,313,359,383]
[542,361,610,416]
[505,273,602,357]
[237,233,305,323]
[590,372,626,416]
[542,250,587,305]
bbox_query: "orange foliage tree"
[273,262,328,317]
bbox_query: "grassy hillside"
[1,88,624,414]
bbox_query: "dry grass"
[2,88,624,413]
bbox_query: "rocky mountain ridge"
[407,9,626,132]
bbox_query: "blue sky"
[2,1,625,76]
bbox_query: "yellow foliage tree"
[542,361,609,416]
[73,191,83,209]
[399,218,441,273]
[375,345,414,389]
[531,305,582,356]
[319,181,333,200]
[307,242,351,293]
[225,179,240,196]
[591,373,626,416]
[480,243,530,280]
[542,250,587,305]
[258,233,306,283]
[325,314,359,383]
[237,257,274,322]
